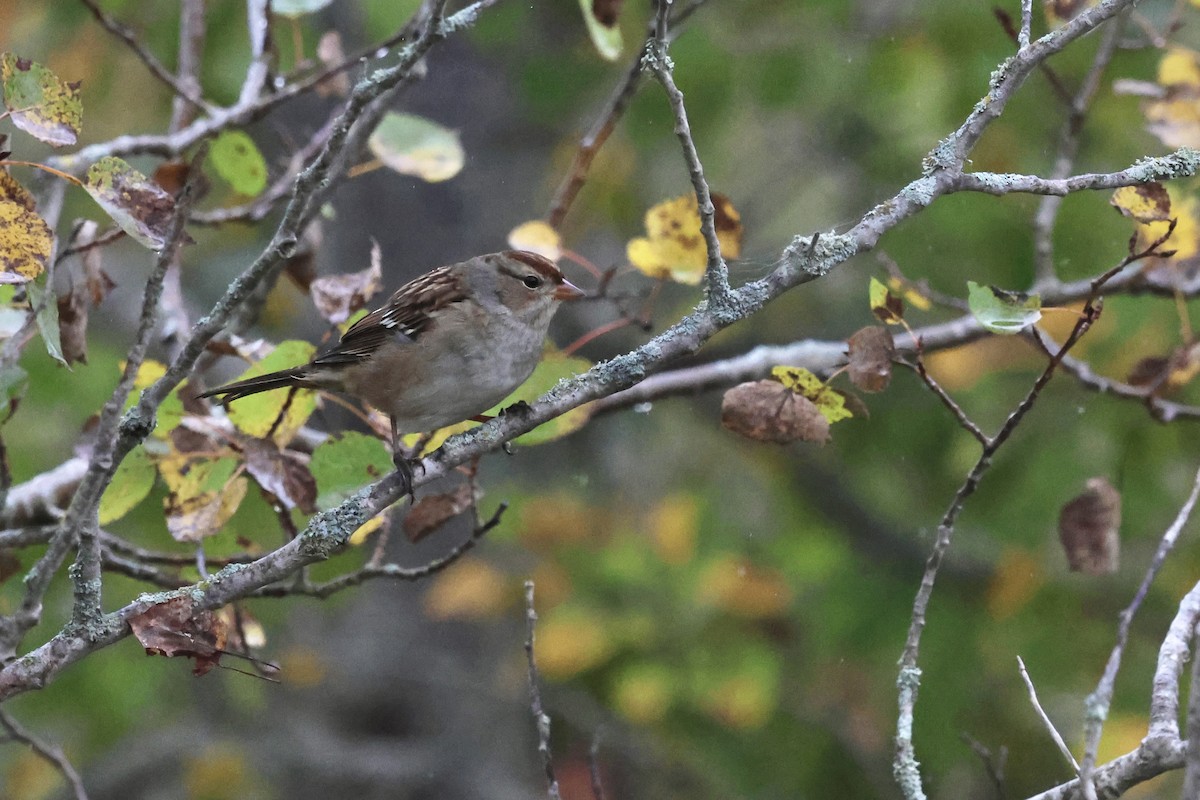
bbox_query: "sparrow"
[199,250,584,497]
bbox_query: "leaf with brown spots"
[242,438,317,514]
[164,476,248,543]
[846,326,895,392]
[721,380,830,445]
[627,192,743,285]
[0,199,51,283]
[1058,477,1121,575]
[1111,183,1172,223]
[404,483,479,543]
[84,156,187,250]
[128,596,228,676]
[0,53,82,147]
[310,240,383,324]
[0,168,35,211]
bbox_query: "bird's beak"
[555,279,585,301]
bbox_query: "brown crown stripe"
[504,250,562,280]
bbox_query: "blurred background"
[3,0,1200,797]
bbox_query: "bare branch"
[1017,656,1080,774]
[79,0,214,114]
[524,580,562,800]
[0,708,88,800]
[1077,464,1200,796]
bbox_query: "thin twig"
[902,355,989,446]
[524,580,562,800]
[960,732,1007,800]
[1017,656,1080,774]
[896,300,1101,800]
[0,708,88,800]
[645,0,729,300]
[79,0,213,113]
[1077,463,1200,798]
[589,729,607,800]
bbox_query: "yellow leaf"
[1111,183,1172,224]
[648,493,698,565]
[700,674,775,730]
[279,646,327,688]
[985,547,1043,620]
[348,514,385,546]
[1158,47,1200,88]
[1142,193,1200,262]
[225,340,319,444]
[533,606,615,679]
[518,492,601,550]
[0,199,51,283]
[695,554,792,618]
[887,275,932,311]
[507,220,562,261]
[771,365,852,423]
[423,557,511,619]
[626,193,742,284]
[612,664,674,724]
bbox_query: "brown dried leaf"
[721,380,830,445]
[242,438,317,514]
[152,160,191,196]
[1127,355,1169,388]
[846,326,895,393]
[128,596,228,676]
[56,280,88,366]
[310,240,382,324]
[1058,477,1121,575]
[404,483,479,543]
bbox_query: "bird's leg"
[390,417,416,504]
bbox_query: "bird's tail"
[197,367,312,403]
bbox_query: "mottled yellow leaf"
[626,193,742,284]
[0,199,51,283]
[771,365,852,424]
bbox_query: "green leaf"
[0,364,27,419]
[503,351,592,445]
[368,112,464,183]
[967,280,1042,335]
[209,130,268,196]
[309,431,394,510]
[225,340,319,443]
[99,447,157,525]
[0,199,51,283]
[578,0,622,61]
[26,277,64,366]
[0,53,82,147]
[84,156,183,250]
[271,0,334,17]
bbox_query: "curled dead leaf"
[242,438,317,514]
[1058,477,1121,575]
[403,483,479,543]
[721,380,830,445]
[128,596,228,676]
[846,326,895,393]
[310,240,383,324]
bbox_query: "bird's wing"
[310,266,465,367]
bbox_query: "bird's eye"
[522,275,543,289]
